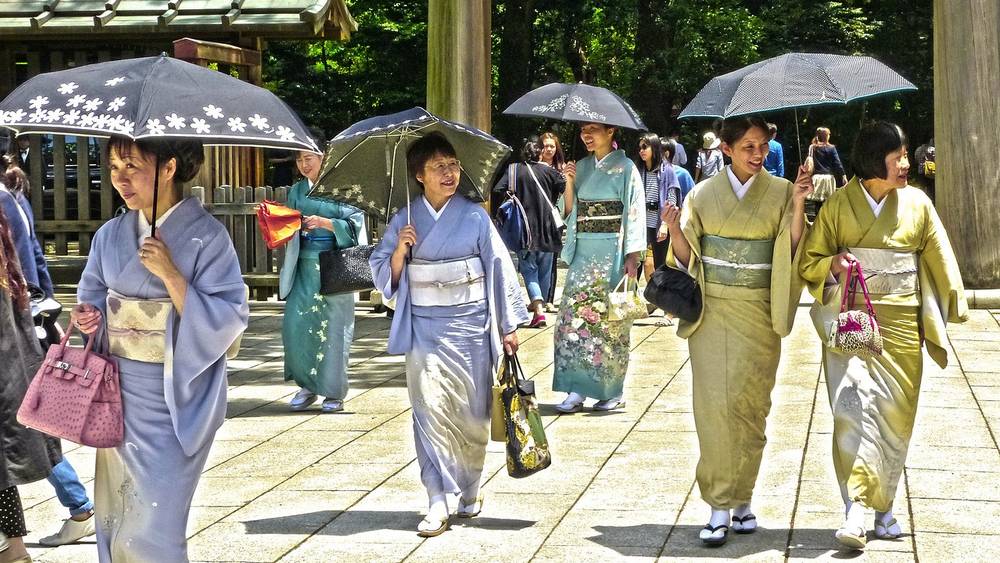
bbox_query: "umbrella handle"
[150,154,160,239]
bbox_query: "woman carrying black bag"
[492,137,566,328]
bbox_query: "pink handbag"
[833,261,884,360]
[17,325,123,448]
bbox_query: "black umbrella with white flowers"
[0,53,318,234]
[0,54,318,152]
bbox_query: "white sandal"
[732,513,757,534]
[416,515,450,537]
[835,524,867,550]
[874,516,902,539]
[456,494,484,518]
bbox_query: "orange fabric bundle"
[256,201,301,250]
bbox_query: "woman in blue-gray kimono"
[370,132,529,537]
[71,137,249,562]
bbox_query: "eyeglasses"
[425,160,462,175]
[639,144,649,150]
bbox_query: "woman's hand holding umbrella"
[389,225,418,290]
[792,164,815,206]
[140,232,188,314]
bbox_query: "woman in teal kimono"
[281,144,366,413]
[553,122,645,413]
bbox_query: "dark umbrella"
[0,54,319,234]
[502,82,647,130]
[309,107,511,222]
[678,53,917,160]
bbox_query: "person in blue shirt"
[763,122,785,178]
[663,139,695,205]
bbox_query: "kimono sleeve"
[919,202,967,324]
[478,210,530,336]
[369,210,407,301]
[165,227,249,455]
[77,222,112,320]
[623,165,647,256]
[917,199,968,369]
[799,200,841,302]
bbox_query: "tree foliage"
[263,0,933,172]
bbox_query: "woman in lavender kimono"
[72,137,249,562]
[370,132,528,537]
[280,131,366,414]
[552,122,645,414]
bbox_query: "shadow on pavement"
[587,524,867,559]
[243,510,536,536]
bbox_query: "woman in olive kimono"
[663,115,813,545]
[552,123,645,414]
[73,137,249,562]
[281,139,366,413]
[370,132,528,537]
[800,122,967,550]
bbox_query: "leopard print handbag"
[833,261,883,359]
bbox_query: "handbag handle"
[839,261,878,319]
[503,352,527,389]
[613,275,638,294]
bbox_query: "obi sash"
[107,289,245,364]
[701,235,775,289]
[107,290,171,363]
[408,255,486,307]
[576,199,623,233]
[847,247,919,296]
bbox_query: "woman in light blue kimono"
[72,137,249,562]
[281,139,366,413]
[370,132,528,537]
[553,122,645,413]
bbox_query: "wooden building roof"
[0,0,357,40]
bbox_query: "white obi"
[848,247,919,295]
[408,256,486,307]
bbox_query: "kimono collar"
[593,149,628,175]
[858,179,889,218]
[421,195,452,221]
[725,165,758,201]
[137,199,184,241]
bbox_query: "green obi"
[701,235,774,289]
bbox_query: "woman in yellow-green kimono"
[800,121,967,550]
[663,115,813,546]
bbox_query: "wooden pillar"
[426,0,492,132]
[934,0,1000,288]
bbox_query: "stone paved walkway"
[21,298,1000,562]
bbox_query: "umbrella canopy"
[679,53,917,118]
[0,54,319,153]
[503,82,646,130]
[310,107,511,221]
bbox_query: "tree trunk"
[427,0,492,132]
[934,0,1000,288]
[495,0,537,145]
[632,0,671,134]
